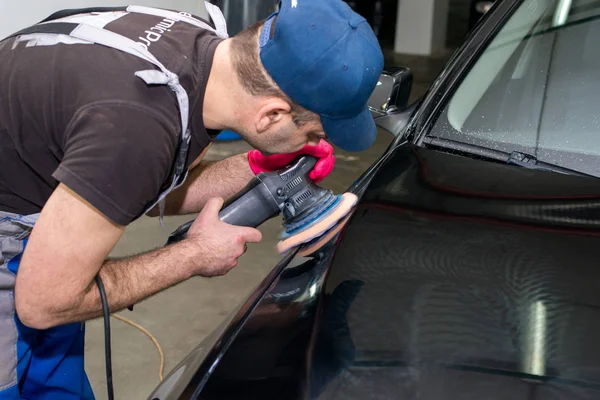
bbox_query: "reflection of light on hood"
[309,283,318,298]
[552,0,572,27]
[523,301,547,376]
[475,1,494,14]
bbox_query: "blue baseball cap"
[259,0,384,152]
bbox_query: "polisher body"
[167,156,350,248]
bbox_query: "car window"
[429,0,600,177]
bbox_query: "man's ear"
[255,98,292,133]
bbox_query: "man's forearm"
[153,153,254,216]
[17,182,260,330]
[48,154,254,325]
[53,241,197,324]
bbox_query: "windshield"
[428,0,600,177]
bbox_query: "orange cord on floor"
[111,313,165,381]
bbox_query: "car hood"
[151,143,600,399]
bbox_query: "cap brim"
[321,107,377,152]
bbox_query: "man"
[0,0,383,398]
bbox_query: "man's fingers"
[303,146,326,158]
[202,197,224,217]
[309,156,335,183]
[263,153,296,170]
[241,227,262,243]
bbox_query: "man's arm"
[15,184,261,330]
[153,139,337,217]
[149,152,255,217]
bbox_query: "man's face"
[244,115,326,155]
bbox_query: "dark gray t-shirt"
[0,10,223,225]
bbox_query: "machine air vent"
[286,176,302,190]
[295,190,312,204]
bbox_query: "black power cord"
[95,274,114,400]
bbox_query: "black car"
[150,0,600,398]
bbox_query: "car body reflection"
[155,144,600,400]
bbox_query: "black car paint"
[149,0,600,398]
[197,144,600,399]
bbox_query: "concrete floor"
[84,52,453,400]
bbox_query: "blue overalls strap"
[5,2,229,223]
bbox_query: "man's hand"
[184,197,262,277]
[248,139,335,184]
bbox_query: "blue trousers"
[0,213,94,399]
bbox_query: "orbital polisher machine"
[167,155,357,254]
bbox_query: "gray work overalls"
[0,4,227,398]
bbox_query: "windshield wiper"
[422,136,595,178]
